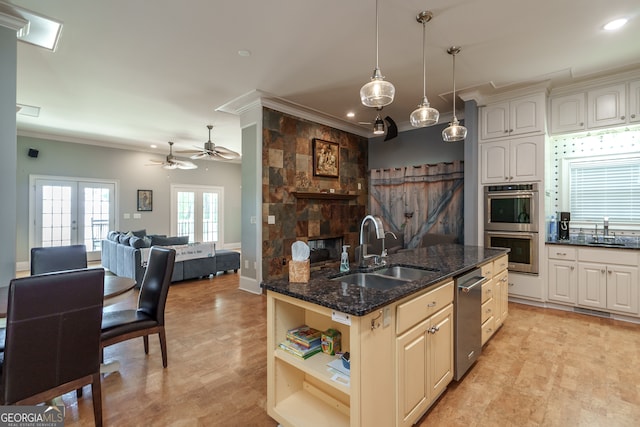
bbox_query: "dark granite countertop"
[261,244,508,317]
[546,236,640,250]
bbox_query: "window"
[569,158,640,223]
[171,185,223,244]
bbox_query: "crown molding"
[0,1,28,34]
[217,90,370,138]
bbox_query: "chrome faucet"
[359,215,385,267]
[381,231,398,258]
[603,217,609,237]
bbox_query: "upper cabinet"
[550,93,586,134]
[587,83,626,129]
[480,136,544,184]
[629,79,640,124]
[480,93,546,141]
[549,75,640,135]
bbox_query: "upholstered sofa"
[101,230,240,287]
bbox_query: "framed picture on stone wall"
[312,138,339,178]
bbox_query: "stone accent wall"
[262,108,368,279]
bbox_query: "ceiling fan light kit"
[360,0,395,108]
[442,46,467,142]
[410,11,439,128]
[147,141,198,170]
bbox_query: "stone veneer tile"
[296,154,310,173]
[308,220,320,237]
[268,149,283,168]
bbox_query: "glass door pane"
[177,191,195,242]
[36,181,76,247]
[202,192,219,243]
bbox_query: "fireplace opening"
[308,236,344,266]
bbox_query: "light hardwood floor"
[58,272,640,426]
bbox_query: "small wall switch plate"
[123,213,130,219]
[267,215,275,224]
[329,188,335,193]
[332,310,352,326]
[383,306,391,328]
[250,216,257,224]
[133,213,141,219]
[358,183,362,190]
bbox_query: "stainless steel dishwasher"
[453,267,487,381]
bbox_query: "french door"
[171,184,224,245]
[32,177,116,260]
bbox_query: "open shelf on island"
[275,348,350,395]
[273,383,350,427]
[292,192,358,200]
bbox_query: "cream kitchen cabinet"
[577,248,639,315]
[587,83,627,129]
[480,254,508,344]
[547,246,577,304]
[630,79,640,124]
[396,281,453,427]
[480,93,546,140]
[550,93,586,134]
[480,136,544,184]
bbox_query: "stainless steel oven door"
[485,231,539,274]
[485,187,538,232]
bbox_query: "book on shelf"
[286,325,322,348]
[279,340,322,359]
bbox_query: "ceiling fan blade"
[173,159,198,169]
[384,116,398,141]
[147,159,164,165]
[162,163,178,170]
[190,152,209,160]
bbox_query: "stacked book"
[279,325,322,359]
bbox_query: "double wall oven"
[484,183,539,274]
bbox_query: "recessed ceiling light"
[238,50,251,57]
[346,112,355,118]
[603,18,628,31]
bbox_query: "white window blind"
[570,158,640,223]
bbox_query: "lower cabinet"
[494,269,509,328]
[578,262,639,314]
[547,245,639,316]
[480,255,509,345]
[396,303,453,427]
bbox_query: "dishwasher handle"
[458,276,486,293]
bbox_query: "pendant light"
[442,46,467,142]
[360,0,395,108]
[410,11,439,128]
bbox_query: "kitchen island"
[263,244,508,427]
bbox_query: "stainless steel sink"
[331,272,408,290]
[372,265,437,281]
[587,241,626,247]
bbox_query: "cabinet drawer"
[481,281,494,303]
[481,317,495,345]
[578,247,638,265]
[396,281,454,335]
[480,262,494,280]
[481,298,494,323]
[548,246,576,260]
[493,255,509,272]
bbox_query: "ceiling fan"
[178,125,241,161]
[147,141,198,170]
[359,108,398,141]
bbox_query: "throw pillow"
[129,236,150,249]
[150,235,189,246]
[131,229,147,238]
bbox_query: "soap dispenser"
[340,245,350,272]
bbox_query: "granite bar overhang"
[261,244,509,316]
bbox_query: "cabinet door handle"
[504,130,509,134]
[580,122,584,126]
[601,269,606,274]
[429,325,440,334]
[621,116,625,120]
[631,114,636,119]
[608,270,612,274]
[509,129,514,133]
[571,266,575,270]
[427,301,437,308]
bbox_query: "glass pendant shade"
[442,118,467,142]
[373,115,385,134]
[411,11,438,128]
[361,68,395,108]
[410,96,439,127]
[443,46,467,142]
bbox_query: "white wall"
[16,136,242,265]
